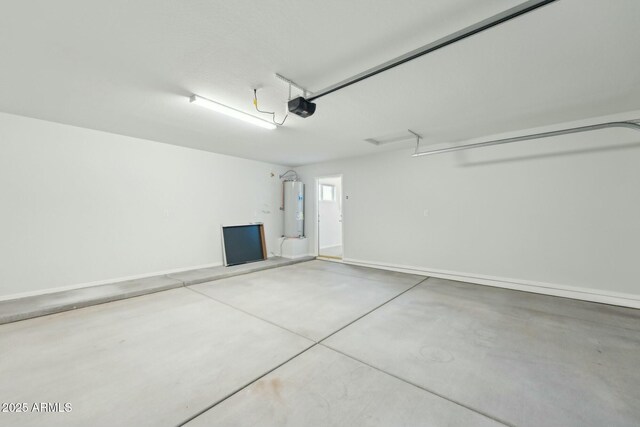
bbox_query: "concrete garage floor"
[1,261,639,426]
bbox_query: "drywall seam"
[343,258,640,309]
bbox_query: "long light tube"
[189,94,277,130]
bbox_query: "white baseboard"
[0,261,222,302]
[342,258,640,309]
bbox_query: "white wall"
[318,177,342,250]
[0,112,287,299]
[297,111,640,307]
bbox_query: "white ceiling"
[1,0,639,166]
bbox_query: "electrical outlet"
[423,209,429,217]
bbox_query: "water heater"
[283,180,304,237]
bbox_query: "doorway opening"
[317,176,343,260]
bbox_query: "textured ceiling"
[1,0,639,166]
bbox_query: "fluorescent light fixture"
[190,94,277,130]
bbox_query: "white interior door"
[318,176,343,259]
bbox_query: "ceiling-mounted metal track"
[412,121,640,157]
[275,73,310,99]
[307,0,557,102]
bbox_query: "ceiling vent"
[365,130,422,146]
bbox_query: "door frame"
[315,174,344,261]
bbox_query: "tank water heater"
[283,180,304,237]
